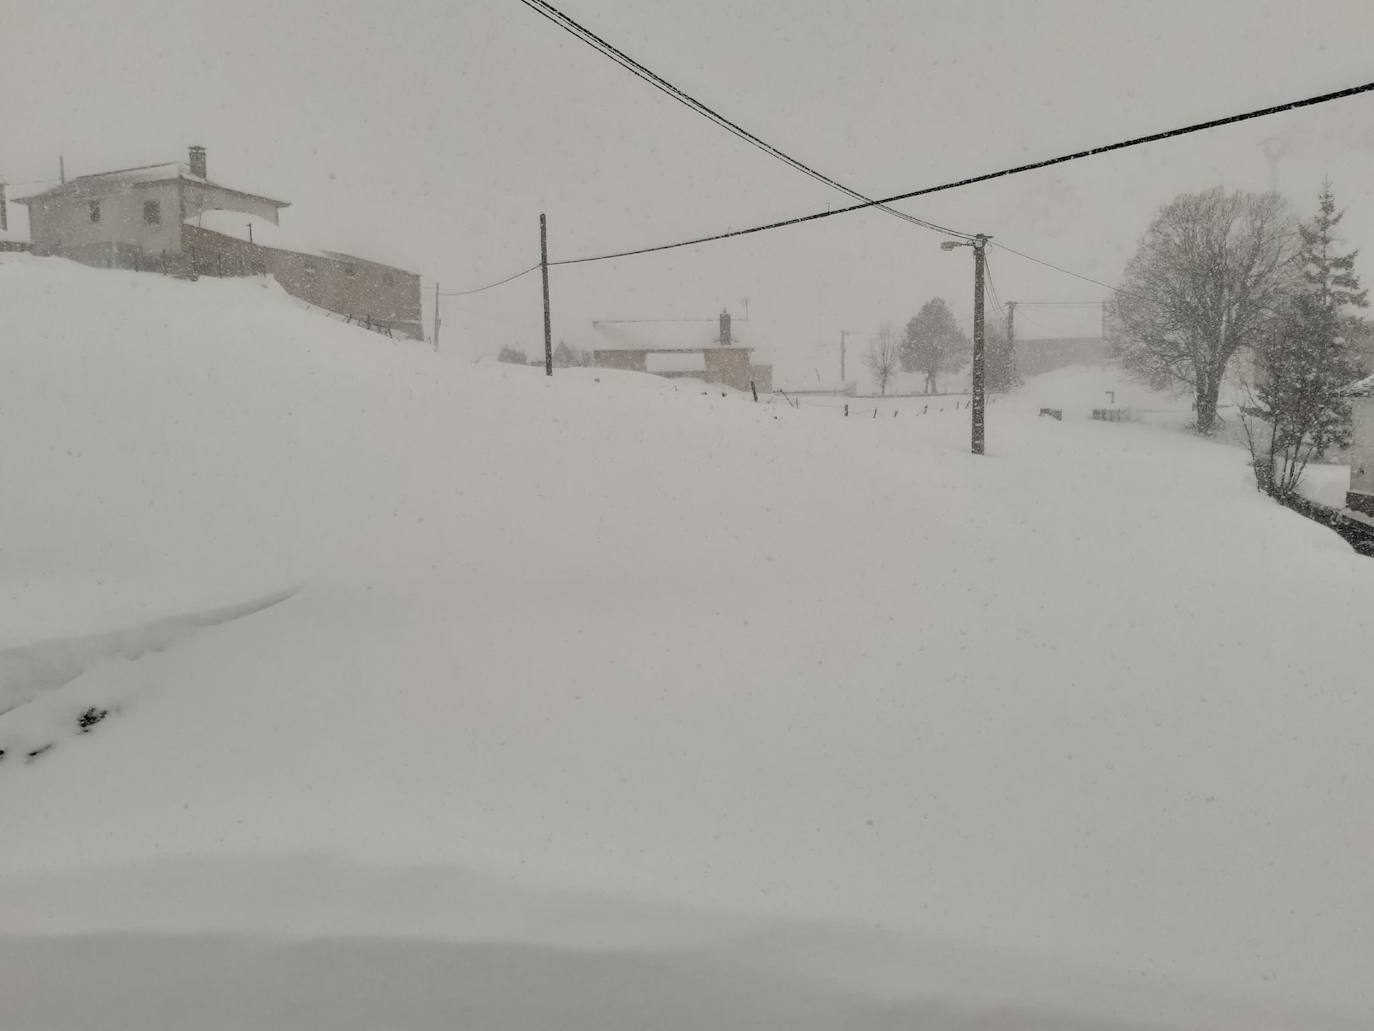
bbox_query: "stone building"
[14,146,421,339]
[591,310,772,393]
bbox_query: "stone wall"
[183,226,422,339]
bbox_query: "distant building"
[14,146,421,340]
[0,181,30,252]
[591,310,772,393]
[1015,336,1110,378]
[1344,373,1374,516]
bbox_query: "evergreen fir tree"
[1243,182,1364,497]
[1299,180,1369,313]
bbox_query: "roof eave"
[182,176,290,208]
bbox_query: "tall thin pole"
[540,213,552,377]
[1006,300,1016,393]
[433,281,441,352]
[1101,299,1108,341]
[971,234,988,455]
[59,156,65,185]
[840,329,846,384]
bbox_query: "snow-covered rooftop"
[15,162,289,208]
[591,318,748,352]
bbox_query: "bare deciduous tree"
[1113,188,1299,434]
[865,323,900,396]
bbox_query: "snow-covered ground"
[2,253,1372,1029]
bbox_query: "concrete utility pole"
[540,213,552,377]
[433,281,441,352]
[972,235,987,455]
[941,233,991,455]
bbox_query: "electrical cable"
[550,77,1374,269]
[440,263,541,297]
[514,0,975,240]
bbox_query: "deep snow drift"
[1,254,1372,1029]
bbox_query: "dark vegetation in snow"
[77,706,109,733]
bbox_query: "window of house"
[89,201,101,223]
[143,201,161,225]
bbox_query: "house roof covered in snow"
[14,162,289,209]
[591,318,750,353]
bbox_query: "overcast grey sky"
[4,0,1373,381]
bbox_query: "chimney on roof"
[189,145,207,180]
[719,309,732,347]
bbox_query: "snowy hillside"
[2,253,1372,1030]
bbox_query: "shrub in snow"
[78,706,109,733]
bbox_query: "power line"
[443,74,1374,298]
[1014,300,1107,307]
[550,76,1374,269]
[991,242,1125,294]
[440,263,540,297]
[514,0,974,240]
[984,254,1007,325]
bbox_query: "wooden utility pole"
[1101,299,1108,342]
[840,329,847,383]
[0,182,7,233]
[59,156,65,185]
[1006,300,1016,346]
[971,234,988,455]
[433,281,441,351]
[540,213,552,376]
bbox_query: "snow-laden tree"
[901,298,966,395]
[985,317,1020,392]
[1241,182,1366,497]
[1113,188,1299,434]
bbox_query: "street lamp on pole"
[942,234,991,455]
